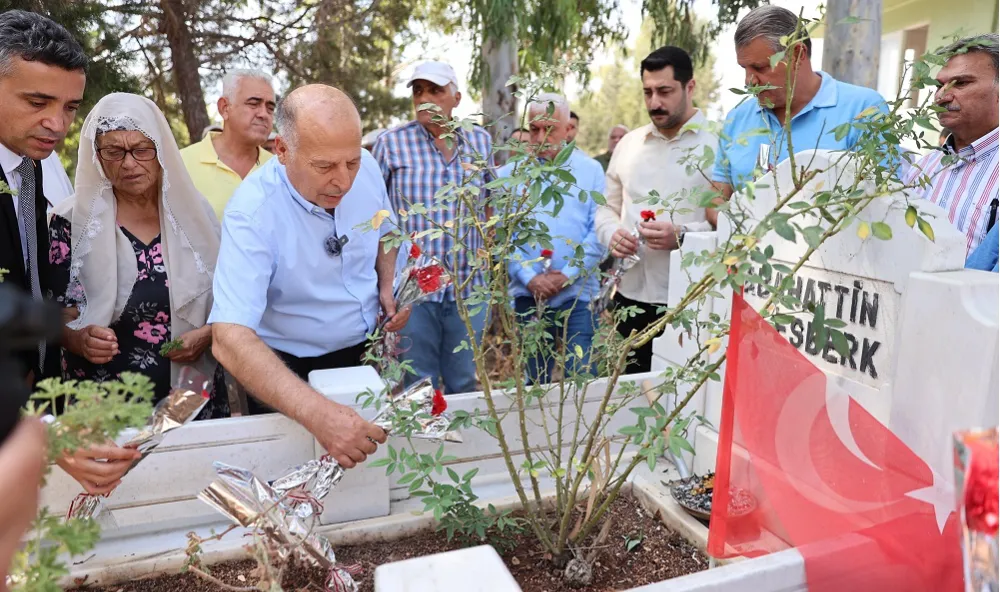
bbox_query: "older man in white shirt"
[595,45,716,373]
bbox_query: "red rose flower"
[409,243,422,259]
[411,265,444,293]
[431,390,447,416]
[640,210,656,222]
[965,439,999,535]
[540,249,554,258]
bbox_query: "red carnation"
[431,390,447,416]
[541,249,554,258]
[640,210,656,222]
[965,439,999,534]
[412,265,444,293]
[409,243,421,259]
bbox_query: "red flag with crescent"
[707,293,963,591]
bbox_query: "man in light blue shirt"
[707,5,889,226]
[498,93,604,383]
[210,85,409,470]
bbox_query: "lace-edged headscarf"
[53,93,221,382]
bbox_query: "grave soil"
[71,495,707,592]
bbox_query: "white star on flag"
[904,465,956,534]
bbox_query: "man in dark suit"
[0,11,87,382]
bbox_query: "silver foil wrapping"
[371,376,462,444]
[199,461,358,592]
[591,220,646,314]
[65,368,211,521]
[197,378,462,590]
[379,252,452,330]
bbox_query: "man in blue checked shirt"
[498,93,605,383]
[372,61,493,394]
[210,85,409,470]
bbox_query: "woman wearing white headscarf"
[46,94,228,494]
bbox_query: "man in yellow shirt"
[181,69,276,219]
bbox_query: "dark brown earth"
[70,495,707,592]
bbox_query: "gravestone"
[39,367,389,542]
[374,545,522,592]
[648,150,999,481]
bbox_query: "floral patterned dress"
[47,214,228,418]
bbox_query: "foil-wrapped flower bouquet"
[65,368,212,522]
[534,248,554,318]
[381,243,452,330]
[198,378,460,592]
[954,427,999,592]
[373,243,453,378]
[591,209,657,314]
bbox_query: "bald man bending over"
[210,85,410,468]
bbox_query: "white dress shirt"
[41,152,74,209]
[595,110,718,305]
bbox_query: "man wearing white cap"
[372,61,494,394]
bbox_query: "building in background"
[822,0,997,106]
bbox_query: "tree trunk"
[160,0,209,143]
[481,30,518,166]
[821,0,882,89]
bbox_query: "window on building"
[900,25,929,108]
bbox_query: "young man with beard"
[595,46,716,373]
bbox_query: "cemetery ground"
[70,495,706,592]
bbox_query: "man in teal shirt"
[708,5,888,226]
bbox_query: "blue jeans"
[399,300,487,394]
[513,297,598,384]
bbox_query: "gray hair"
[608,124,629,135]
[734,5,812,58]
[274,94,297,148]
[527,92,570,121]
[941,33,999,82]
[222,68,273,100]
[0,10,87,78]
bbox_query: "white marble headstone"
[727,150,968,421]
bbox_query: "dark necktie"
[16,157,45,369]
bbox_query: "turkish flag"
[707,293,964,591]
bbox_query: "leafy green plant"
[357,12,960,583]
[9,374,153,592]
[159,338,184,356]
[623,530,644,553]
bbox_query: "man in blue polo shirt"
[497,93,604,383]
[210,84,410,470]
[707,5,888,226]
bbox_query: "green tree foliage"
[573,18,720,155]
[280,0,419,129]
[643,0,764,66]
[427,0,629,89]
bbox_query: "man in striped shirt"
[372,61,493,394]
[904,34,999,255]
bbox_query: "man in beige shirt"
[596,45,716,372]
